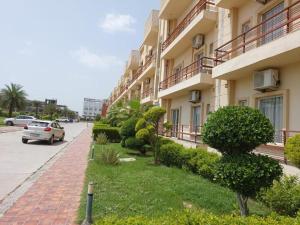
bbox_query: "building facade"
[83,98,103,120]
[108,0,300,148]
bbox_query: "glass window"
[171,109,180,137]
[192,106,201,132]
[261,2,285,45]
[258,96,283,143]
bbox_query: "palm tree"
[44,103,57,120]
[0,83,27,117]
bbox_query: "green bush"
[94,209,299,225]
[100,147,120,165]
[120,117,138,139]
[96,133,108,145]
[184,149,220,180]
[159,137,174,147]
[125,137,145,150]
[93,127,121,143]
[259,176,300,216]
[285,134,300,168]
[215,154,282,198]
[159,143,185,167]
[202,106,274,154]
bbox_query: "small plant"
[100,147,120,165]
[259,176,300,216]
[285,134,300,168]
[96,133,108,145]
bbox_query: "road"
[0,122,89,202]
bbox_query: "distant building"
[83,98,103,120]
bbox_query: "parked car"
[4,115,36,126]
[56,118,69,123]
[22,120,65,145]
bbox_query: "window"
[192,106,201,132]
[261,2,285,45]
[258,96,283,143]
[171,109,180,137]
[238,99,248,106]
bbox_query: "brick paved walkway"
[0,128,92,225]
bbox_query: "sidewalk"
[0,128,92,225]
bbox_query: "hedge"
[93,127,121,143]
[159,143,220,180]
[94,210,300,225]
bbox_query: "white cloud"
[18,41,33,55]
[71,47,123,69]
[99,13,136,33]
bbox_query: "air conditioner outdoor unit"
[189,90,201,103]
[253,69,279,91]
[145,78,151,84]
[192,34,205,49]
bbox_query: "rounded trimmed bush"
[120,117,138,139]
[215,154,283,197]
[202,106,274,154]
[136,128,150,140]
[285,134,300,168]
[125,137,145,150]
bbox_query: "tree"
[135,106,166,164]
[285,134,300,168]
[0,83,27,117]
[202,106,282,216]
[44,103,57,120]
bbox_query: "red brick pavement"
[0,128,92,225]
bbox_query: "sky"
[0,0,160,114]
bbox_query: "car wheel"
[59,134,65,142]
[48,135,54,145]
[6,121,14,126]
[22,138,28,144]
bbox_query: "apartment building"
[108,0,300,147]
[83,98,103,120]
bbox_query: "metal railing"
[161,0,215,52]
[159,57,214,90]
[165,125,202,144]
[142,88,153,99]
[215,0,300,64]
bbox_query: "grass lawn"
[78,143,270,222]
[0,117,5,126]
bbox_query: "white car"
[4,115,36,126]
[22,120,65,145]
[56,118,69,123]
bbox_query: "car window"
[51,123,57,128]
[30,121,49,127]
[16,116,23,119]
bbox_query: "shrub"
[202,106,281,216]
[94,209,299,225]
[159,143,185,167]
[259,176,300,216]
[96,133,108,145]
[100,147,120,165]
[120,117,138,139]
[136,128,150,140]
[93,127,121,143]
[159,137,174,147]
[135,118,147,131]
[285,134,300,168]
[202,106,274,155]
[125,137,145,151]
[215,154,282,198]
[184,149,220,180]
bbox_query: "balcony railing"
[128,54,156,87]
[159,57,214,90]
[161,0,215,52]
[142,88,153,99]
[215,0,300,64]
[162,125,203,144]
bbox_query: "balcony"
[143,10,159,46]
[161,0,217,59]
[158,57,214,98]
[128,54,157,89]
[215,0,248,9]
[213,0,300,80]
[141,88,154,104]
[159,0,193,19]
[126,50,140,71]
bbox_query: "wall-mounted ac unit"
[145,78,151,84]
[253,69,279,91]
[189,90,201,103]
[192,34,205,49]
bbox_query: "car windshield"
[30,121,49,127]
